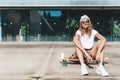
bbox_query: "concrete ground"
[0,42,120,80]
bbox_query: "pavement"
[0,42,120,80]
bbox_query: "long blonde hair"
[79,20,93,36]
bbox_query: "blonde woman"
[73,15,109,76]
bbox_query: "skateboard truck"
[61,59,67,67]
[60,53,67,67]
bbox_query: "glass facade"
[0,9,120,42]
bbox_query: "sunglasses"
[81,20,89,24]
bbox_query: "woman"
[73,15,109,76]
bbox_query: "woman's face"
[81,18,89,29]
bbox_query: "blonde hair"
[79,20,93,36]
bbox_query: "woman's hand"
[85,53,93,61]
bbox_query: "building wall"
[0,0,120,5]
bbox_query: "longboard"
[60,53,108,68]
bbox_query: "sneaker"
[96,64,109,77]
[81,64,89,75]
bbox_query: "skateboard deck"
[60,53,108,69]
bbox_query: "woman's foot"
[96,64,109,77]
[81,64,89,75]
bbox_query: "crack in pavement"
[31,43,55,80]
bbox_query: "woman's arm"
[95,33,107,52]
[73,34,86,54]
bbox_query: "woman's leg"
[75,47,89,75]
[99,49,104,65]
[90,41,109,76]
[89,40,105,65]
[75,47,85,65]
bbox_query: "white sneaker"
[81,64,89,75]
[96,64,109,77]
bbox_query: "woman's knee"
[95,56,100,62]
[95,40,100,48]
[96,40,105,49]
[75,48,84,57]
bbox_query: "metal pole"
[111,16,113,41]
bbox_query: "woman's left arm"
[95,33,107,52]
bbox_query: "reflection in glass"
[0,9,119,41]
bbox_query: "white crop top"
[76,29,98,49]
